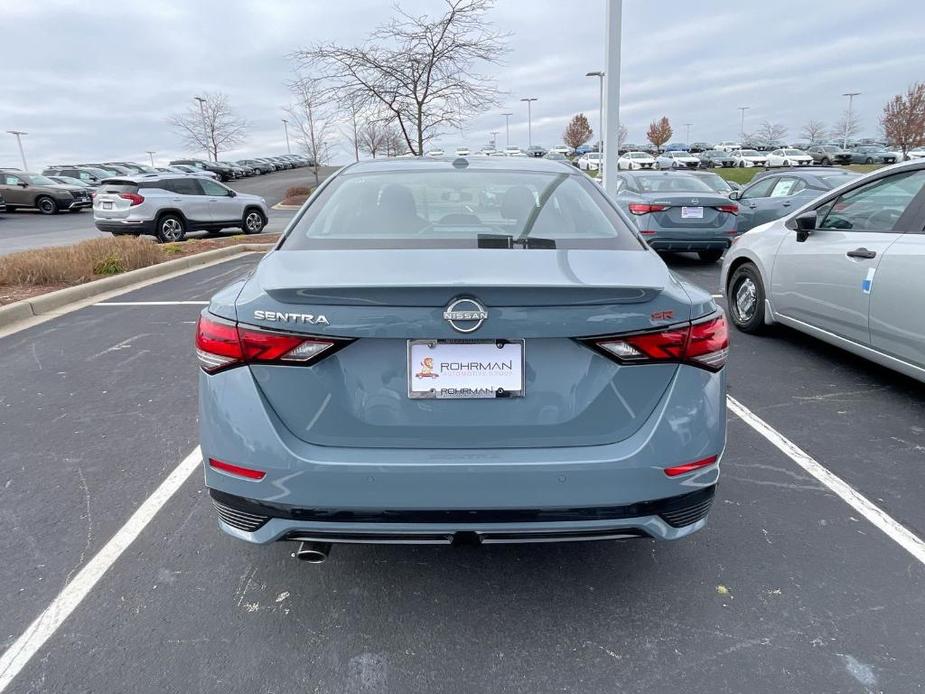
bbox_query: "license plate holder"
[681,206,704,219]
[407,339,525,399]
[102,201,113,210]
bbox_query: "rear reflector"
[195,314,346,373]
[664,455,718,477]
[628,203,670,215]
[715,204,739,215]
[208,458,266,480]
[586,312,729,371]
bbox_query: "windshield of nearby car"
[284,170,641,250]
[695,173,732,192]
[28,174,59,186]
[784,149,805,155]
[738,149,761,156]
[632,174,715,193]
[820,173,860,187]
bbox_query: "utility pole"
[194,96,209,160]
[602,0,622,196]
[684,123,692,143]
[501,112,513,148]
[842,92,861,149]
[738,106,749,141]
[520,98,537,148]
[586,71,605,153]
[281,118,291,154]
[146,151,156,167]
[6,130,28,170]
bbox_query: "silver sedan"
[721,160,925,383]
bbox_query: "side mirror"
[18,181,28,188]
[728,190,740,200]
[787,210,817,241]
[226,189,236,197]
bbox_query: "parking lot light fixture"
[738,107,749,140]
[194,96,209,161]
[146,150,156,166]
[520,98,537,148]
[7,130,28,170]
[602,0,622,197]
[282,118,291,154]
[586,71,605,153]
[501,112,513,147]
[684,123,692,143]
[842,92,861,149]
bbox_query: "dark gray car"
[612,171,740,262]
[731,168,860,232]
[697,150,737,168]
[849,146,898,165]
[806,145,852,166]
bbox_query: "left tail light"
[118,192,145,206]
[583,313,728,372]
[715,204,738,215]
[195,314,350,373]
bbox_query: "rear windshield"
[282,170,642,251]
[98,180,139,194]
[632,175,715,193]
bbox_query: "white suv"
[93,175,269,242]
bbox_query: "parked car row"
[0,170,94,214]
[168,154,312,181]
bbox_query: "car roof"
[341,156,581,175]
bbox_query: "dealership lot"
[0,166,335,257]
[1,254,923,693]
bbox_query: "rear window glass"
[632,175,714,193]
[98,180,138,194]
[282,170,642,251]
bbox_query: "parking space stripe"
[0,447,202,692]
[727,395,925,566]
[94,301,210,306]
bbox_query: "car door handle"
[846,248,877,259]
[171,198,182,202]
[781,201,791,207]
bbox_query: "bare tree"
[832,110,862,145]
[563,113,593,151]
[617,124,628,152]
[286,77,334,185]
[359,117,390,158]
[169,92,247,161]
[754,120,788,146]
[881,82,925,158]
[382,125,407,157]
[344,97,362,162]
[295,0,508,156]
[800,120,827,144]
[646,116,672,153]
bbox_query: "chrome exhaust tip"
[291,540,331,563]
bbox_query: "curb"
[271,202,302,210]
[0,244,270,329]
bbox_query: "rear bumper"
[210,485,717,544]
[200,362,726,545]
[94,219,156,235]
[646,236,733,251]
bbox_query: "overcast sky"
[2,0,923,168]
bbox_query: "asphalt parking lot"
[1,252,923,693]
[0,166,336,257]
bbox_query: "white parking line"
[0,447,202,692]
[727,395,925,566]
[94,301,210,306]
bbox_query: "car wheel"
[156,213,186,243]
[697,249,724,263]
[36,196,59,215]
[738,160,745,168]
[820,157,830,166]
[865,157,873,164]
[242,209,266,234]
[728,263,766,333]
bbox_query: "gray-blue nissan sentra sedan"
[196,156,728,562]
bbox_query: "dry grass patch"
[0,237,165,287]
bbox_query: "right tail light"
[583,313,728,372]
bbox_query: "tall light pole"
[194,96,209,161]
[520,97,537,148]
[586,71,605,153]
[683,123,692,143]
[281,118,291,154]
[501,112,513,148]
[146,150,156,167]
[602,0,622,197]
[737,106,750,141]
[489,130,499,149]
[842,92,861,149]
[6,130,28,170]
